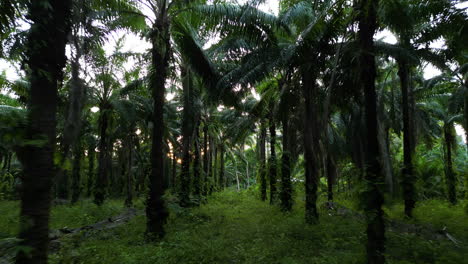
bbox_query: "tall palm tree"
[356,0,385,263]
[88,42,144,205]
[16,1,72,264]
[54,0,145,201]
[417,77,463,204]
[206,0,351,221]
[378,0,463,217]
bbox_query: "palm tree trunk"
[171,150,177,189]
[444,125,457,205]
[211,138,217,193]
[55,24,87,201]
[193,121,202,201]
[302,68,319,223]
[94,105,110,206]
[146,16,170,240]
[326,153,336,202]
[61,38,86,160]
[219,146,225,189]
[357,0,385,262]
[259,123,267,201]
[71,142,83,204]
[377,111,394,195]
[124,135,134,208]
[280,109,292,211]
[16,1,71,263]
[0,153,7,171]
[234,156,240,191]
[268,115,277,204]
[203,122,209,196]
[212,139,218,192]
[87,144,95,197]
[179,66,193,206]
[397,59,415,217]
[464,77,468,152]
[247,161,250,188]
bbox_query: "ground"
[0,188,467,264]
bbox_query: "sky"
[0,0,466,141]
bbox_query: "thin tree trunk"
[193,121,202,201]
[246,159,249,188]
[211,138,217,194]
[87,144,95,197]
[179,66,193,207]
[1,153,7,171]
[464,77,468,152]
[268,115,277,204]
[357,0,385,262]
[203,122,209,196]
[398,59,415,217]
[234,156,240,191]
[146,16,170,240]
[135,134,144,194]
[444,125,457,205]
[377,112,394,196]
[219,146,225,189]
[171,150,177,190]
[163,152,170,191]
[71,142,83,204]
[7,153,11,172]
[326,153,336,201]
[259,123,267,201]
[124,135,134,208]
[212,140,218,192]
[280,106,292,211]
[16,1,71,263]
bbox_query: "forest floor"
[1,188,467,264]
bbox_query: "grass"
[1,189,467,264]
[0,199,127,239]
[385,199,468,240]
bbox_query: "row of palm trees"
[0,0,467,264]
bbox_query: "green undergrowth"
[0,190,466,263]
[0,199,133,239]
[385,199,468,241]
[23,189,465,264]
[334,192,468,242]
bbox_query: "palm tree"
[70,133,84,204]
[54,0,145,201]
[88,42,144,205]
[356,0,385,263]
[16,1,72,264]
[379,0,438,217]
[417,77,463,205]
[268,107,278,204]
[278,76,295,211]
[258,122,267,200]
[204,0,350,220]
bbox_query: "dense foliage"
[0,0,467,263]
